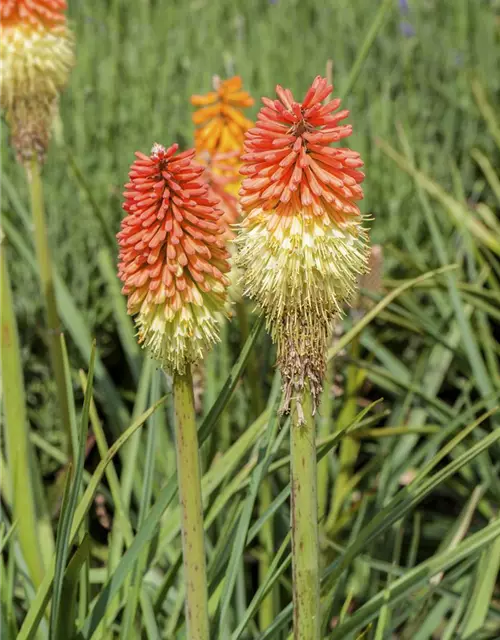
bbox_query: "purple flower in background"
[398,0,409,14]
[399,20,416,37]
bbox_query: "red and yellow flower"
[117,143,231,373]
[236,76,370,410]
[0,0,74,161]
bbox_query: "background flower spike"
[0,0,74,163]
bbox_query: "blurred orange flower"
[197,150,241,239]
[191,76,254,155]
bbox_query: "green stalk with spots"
[290,383,320,640]
[173,368,209,640]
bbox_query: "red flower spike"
[1,0,67,29]
[117,143,231,373]
[235,76,370,414]
[239,75,365,224]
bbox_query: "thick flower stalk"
[117,142,231,373]
[236,75,370,412]
[0,0,74,162]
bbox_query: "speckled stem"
[291,382,320,640]
[173,368,209,640]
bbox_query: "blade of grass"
[472,78,500,150]
[65,148,116,250]
[120,371,161,637]
[376,139,500,256]
[199,315,264,442]
[50,344,96,639]
[232,533,292,640]
[327,265,458,362]
[340,0,393,99]
[0,239,45,590]
[26,157,74,460]
[17,396,167,640]
[328,518,500,639]
[460,535,500,638]
[1,216,130,435]
[54,535,91,640]
[79,371,134,547]
[97,248,141,382]
[217,393,281,635]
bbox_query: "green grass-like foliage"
[1,0,500,638]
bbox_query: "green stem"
[173,368,209,640]
[291,383,320,640]
[0,241,45,589]
[27,157,73,460]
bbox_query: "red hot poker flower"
[236,76,369,412]
[1,0,74,161]
[240,75,364,225]
[117,143,231,373]
[1,0,67,28]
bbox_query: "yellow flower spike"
[191,75,254,155]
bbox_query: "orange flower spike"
[191,76,254,154]
[0,0,74,162]
[117,143,231,373]
[1,0,67,28]
[236,76,370,411]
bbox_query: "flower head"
[191,76,254,155]
[117,143,231,373]
[1,0,67,27]
[0,0,74,162]
[236,76,370,412]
